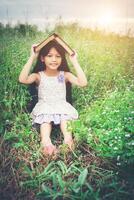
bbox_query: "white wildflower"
[113,147,118,150]
[117,162,121,166]
[128,117,132,120]
[117,155,120,161]
[115,110,119,113]
[114,128,119,131]
[105,132,109,135]
[125,134,130,138]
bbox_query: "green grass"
[0,23,134,199]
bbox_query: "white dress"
[31,71,78,125]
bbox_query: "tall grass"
[0,23,134,199]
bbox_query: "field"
[0,23,134,200]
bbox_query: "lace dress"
[31,71,78,125]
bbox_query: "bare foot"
[42,144,58,156]
[64,138,74,151]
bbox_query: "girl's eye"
[56,55,61,58]
[47,54,52,57]
[47,54,61,58]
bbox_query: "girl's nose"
[52,56,56,61]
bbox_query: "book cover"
[34,33,75,56]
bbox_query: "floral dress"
[31,71,78,125]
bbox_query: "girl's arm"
[65,52,87,87]
[19,45,40,85]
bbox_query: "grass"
[0,23,134,199]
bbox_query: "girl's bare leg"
[40,122,52,146]
[60,120,74,150]
[40,123,57,155]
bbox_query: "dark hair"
[27,40,72,113]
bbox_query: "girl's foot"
[42,144,58,156]
[64,138,74,151]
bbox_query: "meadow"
[0,23,134,200]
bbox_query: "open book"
[34,33,75,56]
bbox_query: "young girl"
[19,40,87,156]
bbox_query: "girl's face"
[42,47,62,70]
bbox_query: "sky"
[0,0,134,34]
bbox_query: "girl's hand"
[30,44,39,59]
[69,50,78,64]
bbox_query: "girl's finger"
[31,44,39,52]
[71,50,77,57]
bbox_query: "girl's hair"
[27,40,72,112]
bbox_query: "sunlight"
[98,11,115,27]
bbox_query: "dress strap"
[38,71,45,79]
[38,71,43,76]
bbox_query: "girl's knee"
[40,122,52,132]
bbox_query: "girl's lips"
[50,63,58,66]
